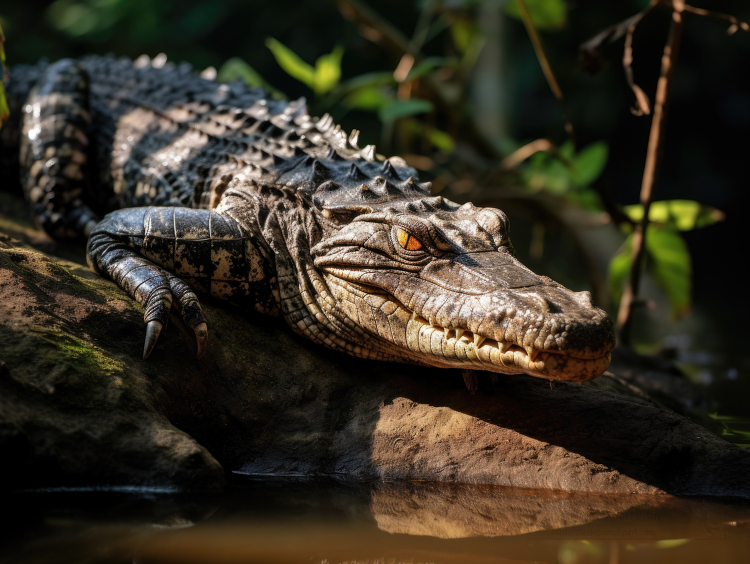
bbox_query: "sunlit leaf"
[646,226,691,319]
[344,85,393,110]
[266,38,316,90]
[608,233,633,309]
[609,226,691,320]
[505,0,568,30]
[378,99,433,122]
[570,141,608,186]
[624,200,725,231]
[313,45,344,95]
[217,57,286,99]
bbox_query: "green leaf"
[47,0,99,37]
[450,18,476,54]
[338,72,395,93]
[646,226,691,319]
[0,83,8,130]
[426,129,456,153]
[266,38,315,90]
[608,233,633,309]
[624,200,725,231]
[567,188,602,212]
[504,0,568,30]
[313,45,344,95]
[378,99,433,122]
[404,57,454,81]
[344,85,393,111]
[216,57,286,99]
[570,141,608,186]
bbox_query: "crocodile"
[1,54,615,382]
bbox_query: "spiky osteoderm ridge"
[79,54,430,213]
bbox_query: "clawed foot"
[142,276,208,360]
[143,320,208,360]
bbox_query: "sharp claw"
[194,322,208,358]
[143,320,163,360]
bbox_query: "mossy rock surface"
[1,213,750,496]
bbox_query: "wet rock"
[0,240,224,490]
[1,223,749,496]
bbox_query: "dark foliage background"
[1,0,748,424]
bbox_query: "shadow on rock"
[2,223,750,498]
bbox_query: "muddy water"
[2,479,749,564]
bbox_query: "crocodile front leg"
[87,206,273,359]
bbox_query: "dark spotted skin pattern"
[3,54,615,380]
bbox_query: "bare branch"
[580,0,660,115]
[499,139,555,171]
[617,0,685,346]
[681,4,750,35]
[623,2,662,116]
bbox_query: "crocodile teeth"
[499,341,512,354]
[526,346,541,362]
[474,334,486,347]
[444,328,452,339]
[455,329,465,341]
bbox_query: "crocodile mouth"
[401,308,611,382]
[324,276,612,382]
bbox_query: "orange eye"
[396,227,423,251]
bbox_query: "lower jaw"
[417,350,611,382]
[401,330,612,382]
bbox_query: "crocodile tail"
[1,60,48,193]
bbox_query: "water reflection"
[2,479,749,564]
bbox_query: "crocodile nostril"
[545,298,563,313]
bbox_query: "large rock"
[1,216,749,496]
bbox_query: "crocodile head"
[310,197,615,382]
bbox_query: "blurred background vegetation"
[0,0,749,436]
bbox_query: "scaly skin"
[3,54,615,382]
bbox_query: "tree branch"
[617,0,685,346]
[681,4,750,35]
